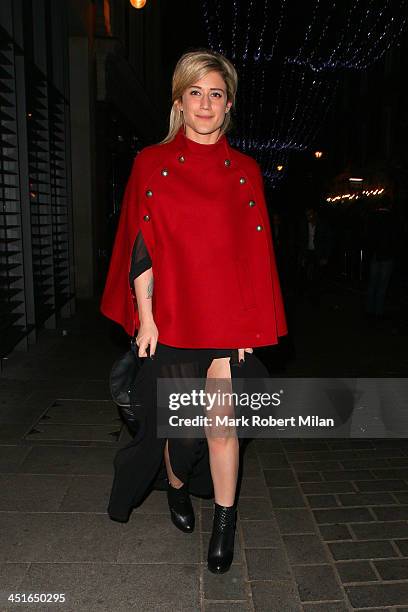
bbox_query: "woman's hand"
[238,348,253,363]
[136,318,159,358]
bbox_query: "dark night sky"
[161,1,208,84]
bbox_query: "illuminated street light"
[276,165,283,171]
[314,151,323,158]
[130,0,147,8]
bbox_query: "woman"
[101,49,287,574]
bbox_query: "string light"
[202,0,334,178]
[201,0,408,185]
[231,0,239,59]
[286,0,407,71]
[326,188,385,202]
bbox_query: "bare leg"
[204,357,239,507]
[164,439,184,489]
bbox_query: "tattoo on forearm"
[146,277,154,299]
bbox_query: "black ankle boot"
[207,502,237,574]
[167,479,195,533]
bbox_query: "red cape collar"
[172,126,231,163]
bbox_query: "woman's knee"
[207,356,231,379]
[206,429,238,447]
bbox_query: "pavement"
[1,287,408,611]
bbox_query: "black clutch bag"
[109,341,140,407]
[109,340,147,436]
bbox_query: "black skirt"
[107,342,268,522]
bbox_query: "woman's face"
[176,70,232,141]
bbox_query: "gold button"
[224,159,231,167]
[239,177,246,184]
[249,200,256,207]
[178,155,185,163]
[146,190,153,197]
[256,224,263,231]
[161,168,169,176]
[143,215,150,222]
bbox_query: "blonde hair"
[160,49,238,144]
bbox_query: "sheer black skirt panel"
[108,342,242,522]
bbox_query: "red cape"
[101,128,287,348]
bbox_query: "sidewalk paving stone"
[202,564,247,600]
[0,424,33,443]
[238,476,270,497]
[274,508,317,534]
[318,524,353,541]
[372,505,408,520]
[335,560,379,583]
[296,471,323,482]
[0,445,31,472]
[19,445,116,475]
[0,562,30,594]
[300,481,355,494]
[268,486,306,508]
[312,507,375,523]
[293,564,343,602]
[355,479,408,491]
[374,559,408,580]
[237,497,274,520]
[251,581,302,611]
[320,470,376,481]
[337,492,396,506]
[351,522,408,540]
[1,562,200,611]
[117,514,201,564]
[240,520,282,548]
[257,452,289,468]
[328,540,398,560]
[345,582,408,608]
[58,474,113,512]
[245,547,292,581]
[0,474,73,511]
[0,513,122,563]
[264,468,298,486]
[306,494,339,508]
[282,534,330,564]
